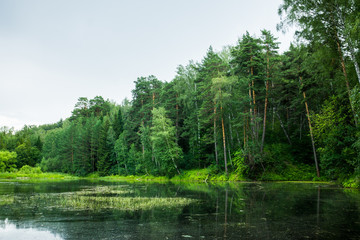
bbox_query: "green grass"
[100,174,169,182]
[0,165,79,181]
[0,171,79,180]
[2,164,354,188]
[171,168,247,182]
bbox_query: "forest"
[0,0,359,186]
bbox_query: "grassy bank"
[98,174,169,182]
[0,172,79,181]
[1,165,358,188]
[0,165,79,181]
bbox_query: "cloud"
[0,115,39,130]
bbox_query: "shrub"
[18,165,43,174]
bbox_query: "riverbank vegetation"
[0,1,359,188]
[0,165,78,180]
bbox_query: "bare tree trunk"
[275,109,292,145]
[261,64,270,153]
[261,50,272,153]
[214,101,219,165]
[252,78,258,139]
[336,35,358,126]
[249,82,254,134]
[221,108,228,175]
[300,76,320,177]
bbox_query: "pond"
[0,180,359,240]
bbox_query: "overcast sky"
[0,0,294,130]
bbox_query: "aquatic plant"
[30,186,196,212]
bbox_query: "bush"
[260,163,316,181]
[263,143,294,171]
[342,175,360,188]
[0,150,17,172]
[18,165,43,174]
[232,150,249,177]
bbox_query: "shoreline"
[0,171,353,189]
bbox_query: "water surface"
[0,180,359,239]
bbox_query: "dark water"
[0,180,359,240]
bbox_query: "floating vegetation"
[29,186,196,212]
[0,195,14,206]
[58,195,195,211]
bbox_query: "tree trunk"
[220,90,228,175]
[249,82,253,132]
[336,34,358,126]
[260,80,269,153]
[214,101,219,165]
[261,57,270,153]
[227,135,232,167]
[275,109,292,145]
[228,114,234,146]
[221,114,227,175]
[300,76,320,177]
[251,61,258,140]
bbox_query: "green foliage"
[172,167,242,182]
[1,4,359,186]
[312,96,357,178]
[260,163,316,181]
[0,151,17,172]
[15,142,41,168]
[263,143,294,171]
[18,165,42,174]
[350,86,360,124]
[151,107,182,176]
[232,149,249,176]
[342,175,360,189]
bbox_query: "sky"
[0,0,295,130]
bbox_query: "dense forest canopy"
[0,0,359,183]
